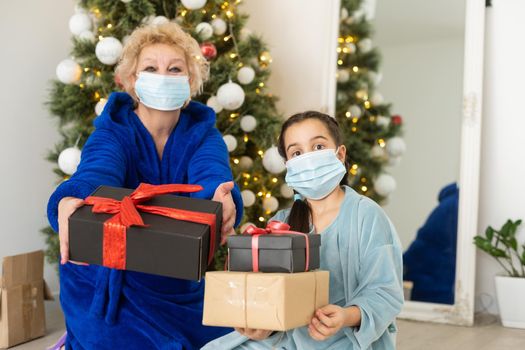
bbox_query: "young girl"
[202,111,404,349]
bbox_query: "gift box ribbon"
[242,221,311,272]
[84,183,217,270]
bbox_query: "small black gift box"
[68,184,222,280]
[227,223,321,273]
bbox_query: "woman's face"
[283,118,346,162]
[132,43,189,81]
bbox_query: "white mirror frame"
[398,0,486,326]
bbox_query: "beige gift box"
[202,270,329,331]
[0,250,53,349]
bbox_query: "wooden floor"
[11,300,525,349]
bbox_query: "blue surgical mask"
[285,149,346,200]
[134,72,191,111]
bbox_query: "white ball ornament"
[374,173,397,197]
[348,105,362,118]
[371,92,384,105]
[196,22,213,40]
[240,28,253,41]
[95,98,107,116]
[241,190,256,207]
[262,146,286,174]
[69,13,92,36]
[341,8,349,20]
[237,66,255,85]
[96,37,123,65]
[142,15,155,25]
[263,196,279,213]
[386,137,406,157]
[211,18,227,35]
[371,145,386,159]
[223,134,238,152]
[345,43,357,54]
[206,96,223,113]
[120,0,133,3]
[217,81,245,110]
[240,115,257,132]
[181,0,207,10]
[56,59,82,84]
[239,156,253,170]
[376,116,390,128]
[151,16,169,26]
[280,184,294,199]
[358,38,373,53]
[337,69,350,83]
[58,147,82,175]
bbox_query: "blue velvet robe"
[47,92,243,350]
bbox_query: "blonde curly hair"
[115,22,209,100]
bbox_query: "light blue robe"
[201,186,404,350]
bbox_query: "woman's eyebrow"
[310,135,328,142]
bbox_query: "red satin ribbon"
[242,221,311,272]
[84,183,217,270]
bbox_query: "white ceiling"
[372,0,467,46]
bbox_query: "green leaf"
[485,226,494,240]
[509,237,518,251]
[490,247,508,258]
[500,220,512,237]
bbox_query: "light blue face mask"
[134,72,191,111]
[285,148,347,200]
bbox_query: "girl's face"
[132,43,189,82]
[283,118,346,162]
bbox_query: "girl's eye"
[314,144,325,151]
[169,66,182,73]
[291,150,301,158]
[144,66,156,72]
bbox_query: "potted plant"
[474,219,525,328]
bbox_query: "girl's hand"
[234,328,273,341]
[308,304,361,341]
[212,181,236,245]
[57,197,88,266]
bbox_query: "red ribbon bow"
[84,183,218,270]
[242,221,311,272]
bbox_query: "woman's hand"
[234,328,273,341]
[308,304,361,341]
[212,181,237,245]
[57,197,87,265]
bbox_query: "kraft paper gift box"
[68,184,222,280]
[0,250,53,349]
[202,270,329,331]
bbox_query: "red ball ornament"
[200,42,217,60]
[391,114,403,125]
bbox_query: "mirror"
[340,0,485,325]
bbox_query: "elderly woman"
[47,22,242,349]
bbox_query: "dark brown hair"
[277,111,349,233]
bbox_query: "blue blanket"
[47,92,242,349]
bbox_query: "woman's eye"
[144,66,156,72]
[314,144,325,151]
[169,66,182,73]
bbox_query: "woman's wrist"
[343,305,362,328]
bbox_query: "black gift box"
[227,233,321,273]
[68,185,222,280]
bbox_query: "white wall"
[0,1,75,294]
[377,38,464,249]
[241,0,339,118]
[475,0,525,315]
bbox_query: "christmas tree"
[336,0,405,203]
[44,0,289,270]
